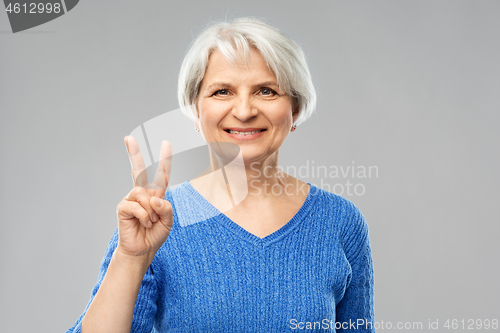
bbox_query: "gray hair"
[177,17,316,127]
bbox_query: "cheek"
[197,100,215,123]
[197,100,228,131]
[269,103,293,127]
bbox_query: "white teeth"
[228,130,263,135]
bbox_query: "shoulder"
[309,184,369,258]
[164,181,190,203]
[164,181,203,214]
[164,181,222,227]
[309,183,366,228]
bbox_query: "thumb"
[150,197,173,223]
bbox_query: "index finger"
[124,135,149,188]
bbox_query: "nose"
[231,96,258,122]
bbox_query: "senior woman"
[67,17,375,333]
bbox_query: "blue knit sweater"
[67,182,375,332]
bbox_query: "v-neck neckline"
[183,181,316,247]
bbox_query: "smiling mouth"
[224,129,266,135]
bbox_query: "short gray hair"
[177,17,316,127]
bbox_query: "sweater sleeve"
[335,205,375,332]
[66,228,159,333]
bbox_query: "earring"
[195,128,200,132]
[291,124,297,131]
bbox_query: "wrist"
[113,247,152,275]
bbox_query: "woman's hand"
[80,136,172,332]
[115,136,173,264]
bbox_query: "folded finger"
[125,187,159,222]
[118,201,152,228]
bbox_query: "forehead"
[202,48,277,83]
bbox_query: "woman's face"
[196,47,297,165]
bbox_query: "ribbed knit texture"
[67,182,375,332]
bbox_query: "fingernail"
[148,221,153,228]
[153,197,163,207]
[152,213,159,222]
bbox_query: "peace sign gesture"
[115,136,173,264]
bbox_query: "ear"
[194,120,201,133]
[291,96,300,121]
[193,102,200,131]
[292,108,299,122]
[291,103,299,132]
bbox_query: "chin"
[239,147,277,164]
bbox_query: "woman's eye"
[213,89,229,96]
[260,88,277,96]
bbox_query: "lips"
[224,128,266,135]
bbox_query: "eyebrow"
[205,81,280,91]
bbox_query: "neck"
[190,147,297,211]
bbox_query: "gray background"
[1,1,499,332]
